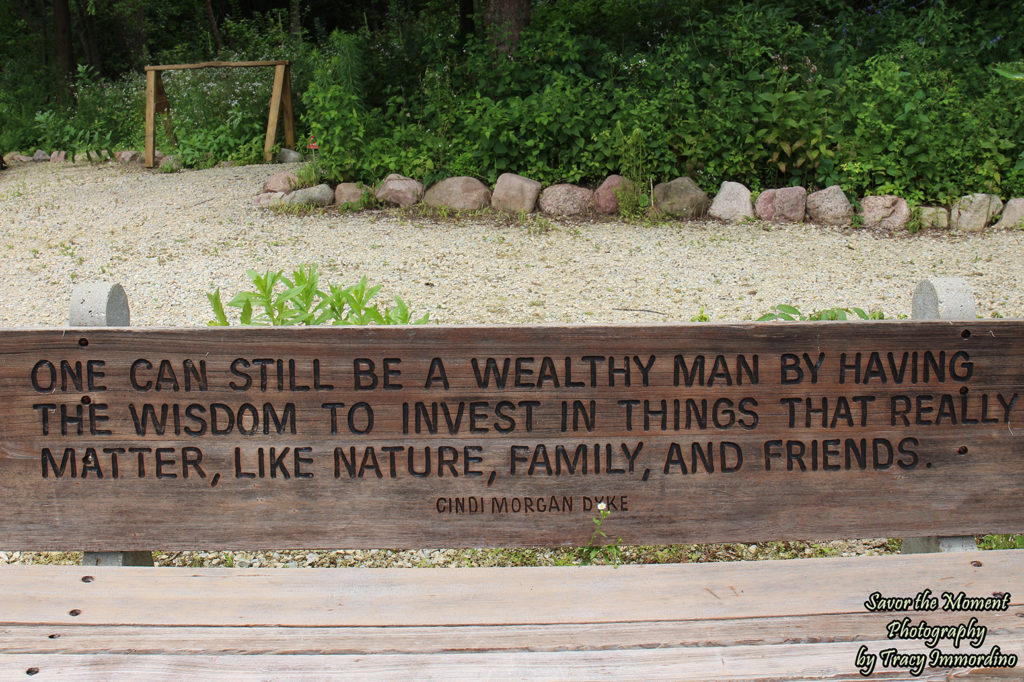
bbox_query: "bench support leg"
[69,282,155,568]
[904,278,978,554]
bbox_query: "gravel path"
[0,160,1020,567]
[2,161,1023,328]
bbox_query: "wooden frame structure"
[144,60,295,168]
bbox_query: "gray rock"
[805,185,853,226]
[538,183,594,216]
[919,206,949,230]
[4,152,32,163]
[115,150,140,164]
[708,181,753,222]
[278,148,303,163]
[754,186,807,223]
[33,149,49,162]
[262,172,298,194]
[992,198,1024,230]
[335,183,367,207]
[283,184,334,206]
[253,191,286,208]
[423,176,492,211]
[491,173,542,213]
[652,177,708,219]
[375,173,423,207]
[594,175,631,214]
[951,193,1002,232]
[860,195,910,230]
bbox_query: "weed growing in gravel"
[207,264,429,326]
[758,305,886,321]
[578,503,623,567]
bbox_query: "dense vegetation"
[4,0,1024,203]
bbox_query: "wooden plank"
[1,644,1017,680]
[263,64,286,163]
[0,552,1020,626]
[5,606,1024,654]
[0,322,1021,549]
[145,60,289,71]
[144,70,156,168]
[280,64,295,151]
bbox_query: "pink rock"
[860,195,910,230]
[423,176,491,210]
[755,186,806,222]
[374,173,424,207]
[335,183,367,207]
[539,183,594,216]
[49,151,67,163]
[253,192,285,208]
[594,175,633,214]
[491,173,542,213]
[262,172,298,194]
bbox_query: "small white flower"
[597,502,607,511]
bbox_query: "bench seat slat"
[1,645,1016,681]
[0,551,1019,627]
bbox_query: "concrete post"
[902,277,978,555]
[69,283,154,567]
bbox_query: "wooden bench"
[1,279,1022,679]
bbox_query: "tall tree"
[484,0,529,54]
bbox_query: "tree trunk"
[53,0,74,105]
[203,0,223,53]
[484,0,529,54]
[71,0,101,73]
[458,0,475,47]
[289,0,302,38]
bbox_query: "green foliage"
[758,305,885,322]
[979,534,1024,550]
[207,265,429,327]
[578,506,623,567]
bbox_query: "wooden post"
[69,283,154,567]
[902,277,979,555]
[145,69,156,168]
[264,63,287,163]
[281,64,296,152]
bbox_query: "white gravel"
[2,160,1023,328]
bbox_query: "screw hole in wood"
[26,668,39,676]
[78,338,88,347]
[961,329,971,339]
[971,561,983,567]
[958,446,968,455]
[68,609,81,617]
[81,576,93,583]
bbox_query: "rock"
[254,191,285,208]
[593,175,632,214]
[805,185,853,226]
[375,173,423,207]
[115,150,140,164]
[491,173,542,213]
[283,184,335,207]
[951,193,1002,232]
[216,160,236,167]
[919,206,949,230]
[158,155,181,171]
[708,181,753,222]
[652,177,708,219]
[860,195,910,230]
[423,176,492,211]
[4,152,32,163]
[538,183,594,216]
[993,198,1024,230]
[278,148,303,163]
[33,149,49,162]
[49,151,67,163]
[754,186,807,223]
[335,183,367,207]
[262,172,299,194]
[154,150,166,165]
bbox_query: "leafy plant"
[207,265,429,326]
[578,503,623,567]
[758,305,885,321]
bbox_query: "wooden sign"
[0,322,1021,550]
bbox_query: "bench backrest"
[2,314,1021,551]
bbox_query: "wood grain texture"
[0,322,1020,549]
[144,60,290,71]
[0,551,1020,626]
[1,646,1009,681]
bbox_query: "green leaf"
[207,289,229,326]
